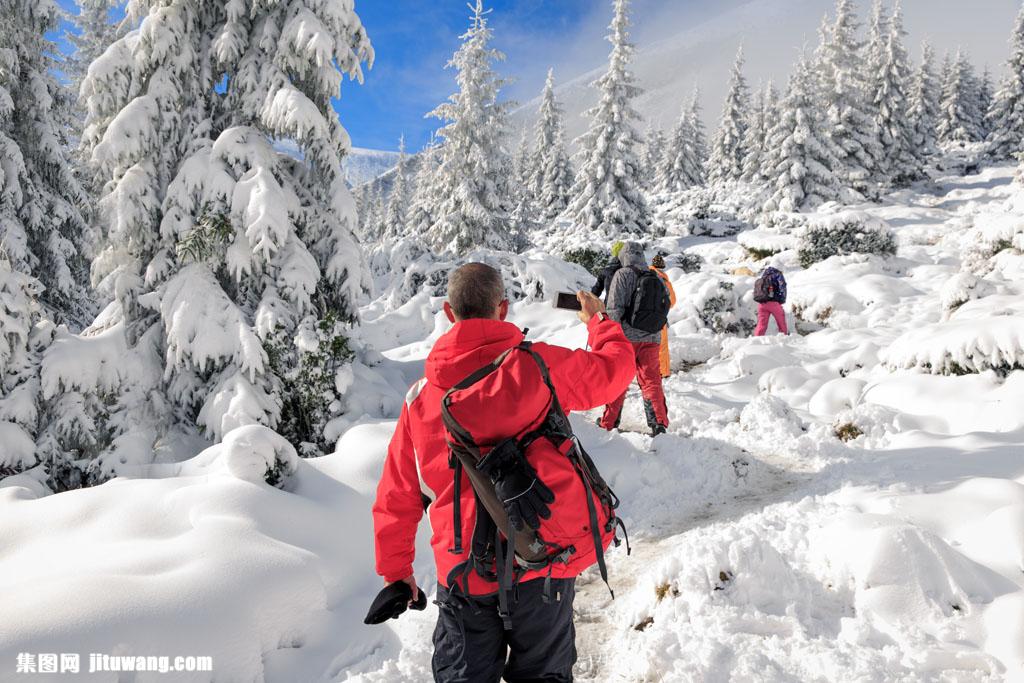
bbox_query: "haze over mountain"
[512,0,1020,144]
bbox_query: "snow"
[4,160,1024,681]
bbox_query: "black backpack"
[626,268,671,333]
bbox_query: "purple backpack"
[753,268,786,304]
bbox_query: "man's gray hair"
[447,263,505,320]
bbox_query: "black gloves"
[477,439,555,531]
[364,582,427,625]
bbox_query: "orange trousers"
[659,326,670,377]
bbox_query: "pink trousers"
[755,302,788,336]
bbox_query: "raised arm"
[537,304,636,412]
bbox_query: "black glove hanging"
[364,582,428,625]
[476,438,555,531]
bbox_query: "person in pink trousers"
[752,267,789,336]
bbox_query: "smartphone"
[554,292,582,311]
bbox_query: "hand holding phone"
[555,291,606,324]
[554,292,583,311]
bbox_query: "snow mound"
[739,393,805,440]
[181,425,298,485]
[0,423,413,683]
[883,295,1024,374]
[737,228,797,257]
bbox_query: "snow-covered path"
[344,165,1024,682]
[563,166,1024,682]
[3,167,1023,682]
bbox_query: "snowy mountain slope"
[273,139,399,186]
[512,0,823,141]
[3,165,1024,681]
[343,147,401,187]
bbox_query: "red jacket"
[373,315,635,594]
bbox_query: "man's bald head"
[447,263,505,320]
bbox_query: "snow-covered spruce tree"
[988,5,1024,159]
[426,1,513,254]
[530,69,573,220]
[0,250,94,491]
[707,47,750,186]
[938,49,986,145]
[762,55,842,213]
[408,141,442,238]
[66,1,122,116]
[368,187,386,241]
[865,0,890,88]
[978,66,995,139]
[76,0,374,472]
[513,129,533,200]
[508,179,537,254]
[354,184,371,239]
[567,0,650,237]
[741,84,769,184]
[0,0,95,328]
[908,41,941,158]
[642,123,666,190]
[0,253,45,479]
[507,130,536,250]
[659,98,705,192]
[689,87,709,171]
[819,0,884,196]
[382,136,410,241]
[869,1,922,185]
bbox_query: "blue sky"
[340,1,601,153]
[52,1,1021,154]
[50,0,613,153]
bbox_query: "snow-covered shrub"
[666,332,721,371]
[882,295,1024,375]
[738,229,797,261]
[760,211,809,235]
[561,247,607,276]
[788,255,918,330]
[371,239,593,311]
[265,312,355,457]
[797,212,897,268]
[960,210,1024,277]
[674,252,704,273]
[655,188,751,237]
[826,404,901,448]
[939,272,995,313]
[185,424,299,488]
[687,276,756,336]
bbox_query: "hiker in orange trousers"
[650,254,676,378]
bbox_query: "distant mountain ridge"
[273,139,400,187]
[344,147,401,186]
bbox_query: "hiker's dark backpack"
[753,267,787,304]
[441,342,628,627]
[625,268,672,333]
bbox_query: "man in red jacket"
[373,263,635,683]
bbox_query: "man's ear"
[443,301,457,323]
[498,299,509,321]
